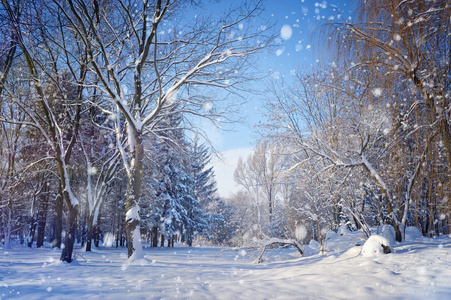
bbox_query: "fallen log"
[254,238,304,263]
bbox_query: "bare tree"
[56,0,270,257]
[79,115,121,252]
[0,0,91,261]
[314,0,451,239]
[262,65,409,241]
[234,140,284,236]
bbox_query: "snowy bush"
[337,225,352,236]
[361,235,392,257]
[405,226,422,241]
[325,230,337,241]
[323,226,363,253]
[303,239,321,256]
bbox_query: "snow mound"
[303,239,321,256]
[121,250,148,271]
[361,235,392,257]
[405,226,422,241]
[324,226,364,253]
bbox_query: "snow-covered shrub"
[361,235,392,257]
[337,225,352,236]
[405,226,422,241]
[303,239,321,256]
[323,226,364,253]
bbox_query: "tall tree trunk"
[125,136,144,257]
[152,227,158,247]
[53,191,63,248]
[85,214,94,251]
[186,226,193,247]
[36,190,49,248]
[94,223,100,247]
[269,193,273,227]
[4,199,12,248]
[27,215,36,248]
[116,211,121,248]
[60,203,78,263]
[386,199,402,242]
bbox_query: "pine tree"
[144,111,205,246]
[188,138,226,245]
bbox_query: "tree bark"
[27,215,36,248]
[94,222,100,247]
[186,225,193,247]
[60,203,78,263]
[254,239,304,263]
[152,227,158,247]
[386,199,402,242]
[85,214,94,251]
[53,191,63,248]
[36,191,49,248]
[125,135,144,257]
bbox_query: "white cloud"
[209,147,253,199]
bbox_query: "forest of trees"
[1,0,450,263]
[230,0,451,250]
[0,0,271,262]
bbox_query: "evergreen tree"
[145,112,206,246]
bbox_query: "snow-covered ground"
[1,228,451,299]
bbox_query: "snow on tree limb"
[254,238,304,264]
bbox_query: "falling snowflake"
[295,224,307,240]
[89,166,98,175]
[372,88,383,97]
[280,25,293,40]
[203,102,213,111]
[276,47,285,56]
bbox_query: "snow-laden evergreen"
[142,113,212,246]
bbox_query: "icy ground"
[1,229,451,299]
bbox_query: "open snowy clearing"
[1,231,451,299]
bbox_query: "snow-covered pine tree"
[144,111,206,246]
[205,199,236,246]
[188,137,221,245]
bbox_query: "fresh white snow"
[361,235,392,257]
[1,229,451,299]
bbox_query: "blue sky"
[203,0,355,197]
[212,0,355,152]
